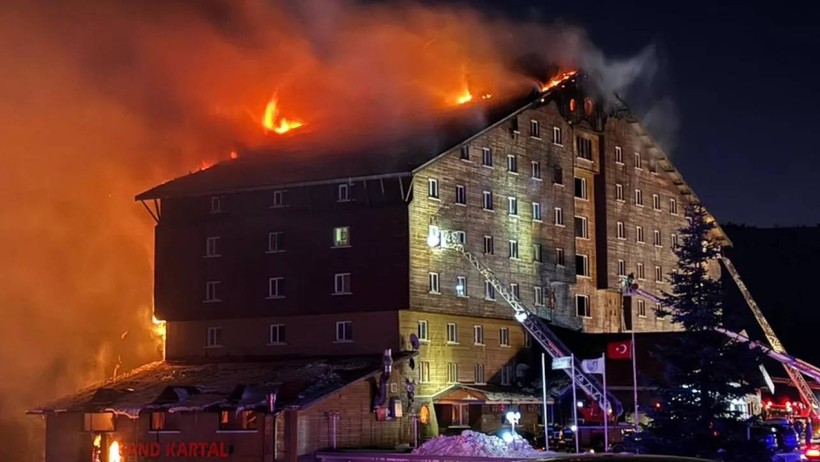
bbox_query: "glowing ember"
[108,441,121,462]
[93,434,101,448]
[540,70,578,92]
[262,95,304,134]
[455,90,473,105]
[229,150,238,160]
[152,315,166,342]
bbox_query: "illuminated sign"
[119,442,229,458]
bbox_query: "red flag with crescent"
[607,340,632,360]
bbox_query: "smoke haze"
[0,1,668,460]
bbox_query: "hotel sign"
[120,442,229,458]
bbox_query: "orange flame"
[262,95,304,135]
[108,441,121,462]
[540,70,578,92]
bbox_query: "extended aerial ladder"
[620,256,820,418]
[427,225,623,416]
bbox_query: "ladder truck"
[620,256,820,419]
[427,225,624,418]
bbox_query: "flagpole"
[631,330,639,432]
[541,353,549,451]
[572,353,579,454]
[602,353,609,452]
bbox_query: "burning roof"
[29,353,413,417]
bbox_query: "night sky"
[481,0,819,227]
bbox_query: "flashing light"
[505,411,521,425]
[577,401,584,408]
[570,425,578,432]
[806,448,820,457]
[501,431,514,443]
[427,226,441,248]
[655,402,661,409]
[514,311,528,323]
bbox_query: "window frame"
[204,236,221,258]
[574,216,589,239]
[333,273,352,295]
[337,183,350,202]
[530,119,541,138]
[206,326,222,348]
[417,320,429,342]
[268,324,286,345]
[507,154,518,173]
[332,226,351,248]
[552,126,563,146]
[473,325,485,345]
[204,281,221,303]
[615,146,624,164]
[428,272,441,294]
[267,277,285,299]
[482,147,493,167]
[575,295,591,318]
[267,231,284,253]
[446,322,458,344]
[335,321,353,342]
[576,254,590,277]
[427,178,439,199]
[455,184,466,205]
[574,177,588,200]
[531,161,541,180]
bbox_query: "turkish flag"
[607,340,632,360]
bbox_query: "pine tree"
[642,204,767,461]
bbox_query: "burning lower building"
[31,73,729,460]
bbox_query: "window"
[447,323,458,343]
[219,410,257,431]
[456,276,467,297]
[460,145,470,160]
[483,235,494,254]
[637,263,645,280]
[556,248,565,266]
[553,166,563,185]
[149,412,175,432]
[482,147,493,166]
[636,226,645,243]
[653,194,661,210]
[206,327,222,347]
[533,243,543,262]
[576,254,589,277]
[655,266,663,282]
[554,207,564,226]
[419,361,431,383]
[534,286,544,306]
[576,136,593,160]
[508,196,518,216]
[507,155,518,173]
[670,198,679,215]
[267,232,284,253]
[482,191,494,210]
[501,364,514,386]
[334,273,351,295]
[616,184,624,202]
[335,321,353,342]
[447,363,458,383]
[269,324,286,345]
[508,240,519,259]
[552,126,563,145]
[205,281,221,303]
[637,299,647,317]
[205,236,220,258]
[428,178,439,199]
[428,272,440,294]
[267,277,284,299]
[635,189,644,206]
[671,233,678,248]
[524,332,532,348]
[499,327,510,346]
[337,183,350,202]
[210,196,223,213]
[531,161,541,179]
[510,283,520,300]
[333,226,350,247]
[653,229,662,247]
[532,202,542,221]
[615,146,623,164]
[634,152,642,170]
[510,117,519,133]
[83,413,116,432]
[417,320,429,342]
[473,325,484,345]
[455,185,466,205]
[574,216,589,239]
[484,280,496,300]
[617,221,625,239]
[618,259,626,276]
[272,190,286,208]
[576,295,590,317]
[474,364,486,384]
[574,177,588,199]
[530,120,540,138]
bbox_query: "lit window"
[636,226,645,243]
[205,236,220,258]
[575,216,589,239]
[534,287,544,306]
[269,324,286,345]
[210,196,223,213]
[333,226,350,247]
[482,148,493,166]
[499,327,510,347]
[508,197,518,216]
[615,146,624,164]
[485,280,496,300]
[447,323,458,343]
[428,178,439,199]
[428,272,440,294]
[530,120,540,138]
[335,321,353,342]
[267,232,284,253]
[575,295,590,317]
[507,155,518,173]
[634,152,642,170]
[532,202,542,221]
[635,189,644,206]
[531,161,541,179]
[584,98,594,115]
[206,327,222,347]
[473,325,484,345]
[267,277,284,299]
[474,364,486,384]
[508,240,519,259]
[460,145,470,160]
[455,185,466,205]
[417,320,429,341]
[553,166,563,185]
[150,412,167,431]
[653,194,661,210]
[552,126,563,145]
[617,221,625,239]
[204,281,221,303]
[554,207,564,226]
[574,177,588,200]
[483,235,494,254]
[576,254,589,277]
[272,190,286,208]
[456,276,467,297]
[482,191,494,210]
[618,260,626,276]
[447,363,459,383]
[337,183,350,202]
[334,273,351,295]
[219,410,257,431]
[556,248,565,266]
[616,184,624,201]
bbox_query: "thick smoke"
[0,1,665,460]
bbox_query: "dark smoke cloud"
[0,1,667,460]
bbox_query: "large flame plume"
[108,441,122,462]
[262,95,304,134]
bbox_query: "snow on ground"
[413,430,546,458]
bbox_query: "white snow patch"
[413,430,546,458]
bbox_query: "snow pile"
[413,430,541,458]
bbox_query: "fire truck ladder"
[621,266,820,418]
[719,256,820,417]
[428,226,624,416]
